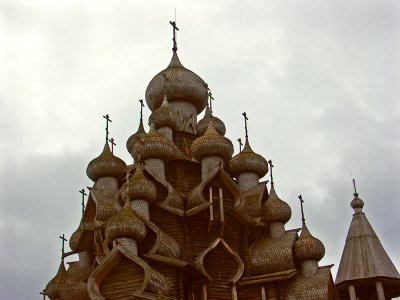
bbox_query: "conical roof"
[335,193,400,285]
[145,52,208,113]
[197,106,226,136]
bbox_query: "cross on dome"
[169,20,179,53]
[352,178,358,196]
[268,160,274,188]
[59,234,67,258]
[109,138,116,153]
[39,289,47,299]
[103,114,112,143]
[298,195,306,227]
[79,188,87,216]
[237,138,243,152]
[139,99,144,124]
[242,112,249,143]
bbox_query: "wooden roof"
[335,201,400,285]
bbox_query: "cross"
[169,20,179,52]
[79,188,87,216]
[139,99,144,124]
[39,290,47,299]
[237,138,243,152]
[242,112,249,143]
[208,91,214,112]
[352,178,358,196]
[59,234,67,257]
[109,137,116,153]
[103,114,112,143]
[298,195,306,227]
[268,160,274,188]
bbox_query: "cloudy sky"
[1,0,399,299]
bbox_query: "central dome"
[145,52,208,113]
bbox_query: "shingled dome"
[294,226,325,263]
[86,143,126,182]
[262,187,292,224]
[145,52,208,113]
[197,106,226,136]
[229,141,268,178]
[126,121,147,156]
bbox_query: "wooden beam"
[261,286,267,300]
[231,284,238,300]
[207,186,213,233]
[219,187,225,235]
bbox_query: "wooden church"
[44,22,399,300]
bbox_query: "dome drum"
[237,172,260,192]
[269,222,285,238]
[157,126,173,141]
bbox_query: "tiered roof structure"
[44,22,342,300]
[335,182,400,300]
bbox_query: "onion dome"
[145,52,208,113]
[131,123,184,161]
[229,141,268,178]
[351,192,364,212]
[149,95,181,131]
[45,260,67,299]
[191,121,234,161]
[294,226,325,263]
[126,164,157,202]
[69,226,82,252]
[197,106,226,136]
[126,121,147,155]
[86,143,126,181]
[262,187,292,224]
[105,199,146,243]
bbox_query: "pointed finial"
[169,20,179,53]
[109,137,116,153]
[103,114,112,143]
[79,188,87,216]
[59,234,67,258]
[352,178,358,197]
[237,138,243,152]
[268,160,274,188]
[242,112,249,143]
[298,195,306,227]
[139,99,144,125]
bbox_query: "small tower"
[335,180,400,300]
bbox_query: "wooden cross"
[268,160,274,188]
[169,20,179,52]
[237,138,243,152]
[109,137,116,153]
[59,234,67,257]
[103,114,112,143]
[79,188,87,216]
[139,99,144,124]
[352,178,358,195]
[39,290,47,299]
[208,91,214,112]
[242,112,249,143]
[298,195,306,227]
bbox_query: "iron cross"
[169,20,179,52]
[268,160,274,188]
[139,99,144,124]
[109,138,116,153]
[59,234,67,257]
[103,114,112,143]
[40,289,47,299]
[298,195,306,226]
[79,188,87,216]
[237,138,243,152]
[242,112,249,143]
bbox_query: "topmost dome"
[145,52,208,113]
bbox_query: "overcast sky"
[1,1,399,299]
